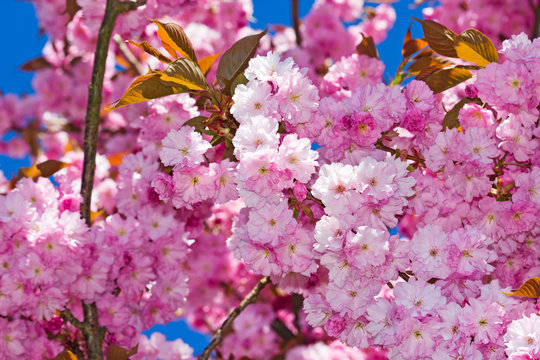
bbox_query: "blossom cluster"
[0,0,539,359]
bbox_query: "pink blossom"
[458,103,495,130]
[159,126,211,168]
[324,313,346,337]
[344,226,388,269]
[394,278,447,316]
[505,313,540,358]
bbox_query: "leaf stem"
[500,162,531,169]
[198,276,271,360]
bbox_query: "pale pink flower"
[159,126,211,168]
[247,199,294,246]
[344,226,388,269]
[505,313,540,358]
[278,134,319,183]
[394,278,447,316]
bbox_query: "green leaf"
[503,278,540,298]
[418,66,472,93]
[127,40,172,64]
[454,29,498,67]
[356,34,379,59]
[182,116,207,133]
[109,73,187,110]
[151,20,198,62]
[442,97,482,129]
[413,18,458,58]
[301,204,314,218]
[230,72,249,97]
[216,29,267,91]
[158,58,207,90]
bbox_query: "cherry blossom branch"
[528,0,540,39]
[375,141,425,165]
[113,34,145,75]
[291,0,303,47]
[77,1,145,359]
[198,276,271,360]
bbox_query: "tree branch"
[80,0,145,225]
[529,0,540,39]
[78,1,145,359]
[198,276,271,360]
[291,0,303,47]
[60,308,84,330]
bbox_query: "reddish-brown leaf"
[403,39,428,58]
[402,23,428,58]
[419,66,472,93]
[216,28,268,90]
[20,56,51,72]
[503,278,540,298]
[106,344,138,360]
[151,20,197,62]
[415,64,449,81]
[408,56,453,75]
[356,34,379,59]
[413,18,458,57]
[109,73,187,110]
[62,0,81,21]
[16,160,70,181]
[158,58,207,90]
[127,40,172,64]
[37,160,71,178]
[454,29,498,66]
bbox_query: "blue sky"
[0,0,426,354]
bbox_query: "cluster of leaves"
[111,22,268,161]
[395,18,499,93]
[352,19,500,132]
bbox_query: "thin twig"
[198,276,271,360]
[60,308,84,330]
[271,317,296,341]
[78,1,145,359]
[375,142,425,165]
[291,0,303,47]
[113,34,145,75]
[80,0,147,225]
